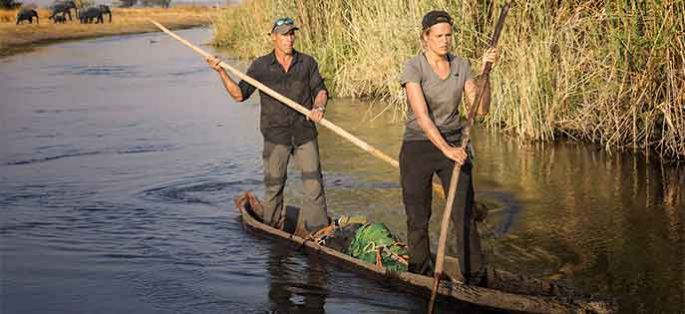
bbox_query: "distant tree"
[140,0,170,8]
[74,0,93,9]
[1,0,22,9]
[116,0,137,8]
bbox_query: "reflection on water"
[0,27,682,313]
[267,244,328,313]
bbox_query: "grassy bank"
[213,0,684,161]
[0,6,216,57]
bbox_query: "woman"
[399,10,498,284]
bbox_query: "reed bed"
[213,0,684,160]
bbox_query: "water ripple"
[7,144,179,166]
[138,179,261,205]
[0,221,54,235]
[116,144,177,155]
[6,150,102,165]
[323,172,399,190]
[34,108,89,114]
[169,66,206,77]
[57,65,138,78]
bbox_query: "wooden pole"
[427,3,511,313]
[427,161,462,313]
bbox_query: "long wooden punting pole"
[148,19,399,168]
[427,3,512,313]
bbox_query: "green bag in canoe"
[347,223,408,272]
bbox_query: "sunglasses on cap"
[274,17,294,26]
[271,17,295,32]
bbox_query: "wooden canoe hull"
[235,192,614,313]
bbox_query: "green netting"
[347,223,408,272]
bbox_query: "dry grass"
[0,6,217,56]
[213,0,684,161]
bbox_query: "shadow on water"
[0,27,683,313]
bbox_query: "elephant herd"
[15,1,112,25]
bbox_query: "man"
[207,17,330,234]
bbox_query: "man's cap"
[271,17,299,35]
[422,10,453,30]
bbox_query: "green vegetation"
[213,0,684,160]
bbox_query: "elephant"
[48,0,77,21]
[79,7,100,24]
[98,5,112,23]
[53,14,66,23]
[16,8,39,24]
[79,5,111,24]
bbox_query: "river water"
[1,28,683,313]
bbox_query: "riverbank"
[0,6,216,57]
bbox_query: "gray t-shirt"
[399,53,473,142]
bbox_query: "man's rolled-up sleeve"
[308,60,327,97]
[238,62,259,100]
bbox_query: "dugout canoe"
[235,192,615,313]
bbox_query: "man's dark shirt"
[238,50,327,146]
